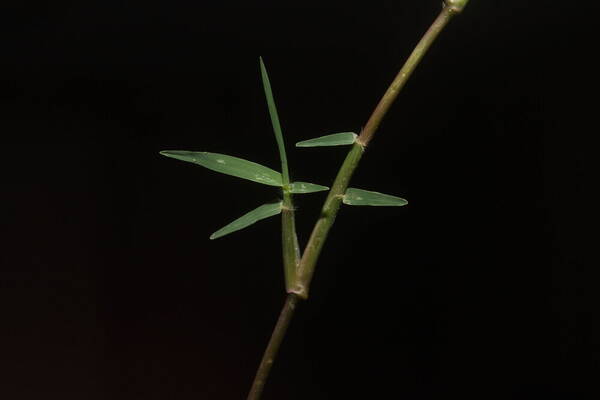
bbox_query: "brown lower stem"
[247,294,300,400]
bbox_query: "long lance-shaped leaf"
[296,132,357,147]
[260,57,300,291]
[343,188,408,206]
[260,57,290,184]
[288,182,329,194]
[160,151,283,187]
[210,202,283,240]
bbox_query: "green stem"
[281,191,300,290]
[247,4,469,399]
[290,143,364,297]
[291,5,459,298]
[247,294,299,400]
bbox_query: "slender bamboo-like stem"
[358,6,458,147]
[248,3,469,398]
[247,294,299,400]
[290,142,363,298]
[291,4,460,299]
[281,192,300,289]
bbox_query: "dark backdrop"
[2,1,597,399]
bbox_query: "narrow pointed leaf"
[288,181,329,194]
[160,151,283,187]
[210,201,283,240]
[296,132,357,147]
[343,188,408,207]
[260,57,290,184]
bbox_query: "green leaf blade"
[160,151,283,187]
[259,57,290,184]
[288,181,329,194]
[296,132,357,147]
[343,188,408,207]
[210,201,283,240]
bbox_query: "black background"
[2,1,598,399]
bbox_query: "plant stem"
[290,143,364,298]
[291,5,459,299]
[247,294,299,400]
[248,4,468,398]
[281,192,300,290]
[358,5,458,146]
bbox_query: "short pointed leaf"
[296,132,357,147]
[343,188,408,207]
[160,151,282,187]
[288,181,329,194]
[210,201,283,240]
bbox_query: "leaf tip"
[160,150,182,155]
[159,150,192,162]
[343,187,408,206]
[288,181,330,194]
[295,132,357,148]
[159,150,175,159]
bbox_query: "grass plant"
[160,1,470,398]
